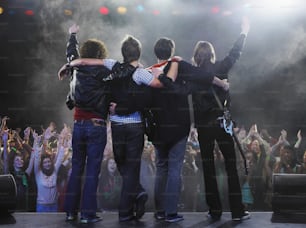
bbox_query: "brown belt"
[74,118,106,126]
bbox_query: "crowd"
[0,116,304,213]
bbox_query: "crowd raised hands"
[0,116,305,213]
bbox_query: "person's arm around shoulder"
[149,61,179,88]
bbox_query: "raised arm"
[66,24,80,62]
[294,130,302,149]
[25,150,35,176]
[1,129,9,174]
[54,125,70,172]
[217,16,250,76]
[33,131,43,174]
[58,24,80,80]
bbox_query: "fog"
[1,0,305,139]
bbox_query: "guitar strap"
[211,87,248,175]
[146,60,169,71]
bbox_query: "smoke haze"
[1,0,305,139]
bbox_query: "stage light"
[136,5,144,13]
[117,6,127,15]
[222,10,233,16]
[152,10,160,16]
[99,6,109,15]
[211,6,220,14]
[245,0,302,9]
[0,7,3,15]
[244,0,303,17]
[264,0,299,8]
[64,9,73,16]
[24,9,34,16]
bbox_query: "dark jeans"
[64,120,107,218]
[111,122,146,217]
[154,137,187,215]
[197,122,245,217]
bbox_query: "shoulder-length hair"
[192,41,216,67]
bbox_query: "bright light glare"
[264,0,300,8]
[117,6,127,15]
[246,0,302,9]
[244,0,303,17]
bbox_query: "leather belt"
[74,118,106,126]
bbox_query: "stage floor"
[1,212,306,228]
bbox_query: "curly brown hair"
[80,39,108,59]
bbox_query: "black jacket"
[66,34,112,119]
[193,34,246,125]
[158,34,247,126]
[152,60,214,145]
[110,66,153,116]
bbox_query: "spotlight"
[99,6,109,15]
[136,5,144,13]
[152,10,160,16]
[117,6,127,15]
[211,6,220,14]
[24,10,34,16]
[64,9,73,16]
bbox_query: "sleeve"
[33,143,42,174]
[55,146,65,173]
[157,74,195,95]
[132,68,154,85]
[217,34,247,76]
[66,33,80,62]
[156,60,214,95]
[177,60,214,84]
[102,59,117,70]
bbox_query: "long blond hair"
[192,41,216,67]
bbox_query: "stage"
[1,212,306,228]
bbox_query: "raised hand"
[241,16,250,35]
[69,24,79,34]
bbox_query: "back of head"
[80,39,108,59]
[192,41,215,67]
[121,35,141,63]
[154,37,175,60]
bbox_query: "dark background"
[0,0,305,143]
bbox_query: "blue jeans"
[64,120,107,218]
[36,203,58,212]
[111,122,146,218]
[154,137,187,215]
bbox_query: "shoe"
[135,192,148,219]
[165,214,184,223]
[80,215,102,224]
[207,212,221,220]
[154,212,166,220]
[232,211,251,221]
[119,215,135,222]
[65,212,77,222]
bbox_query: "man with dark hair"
[151,37,229,223]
